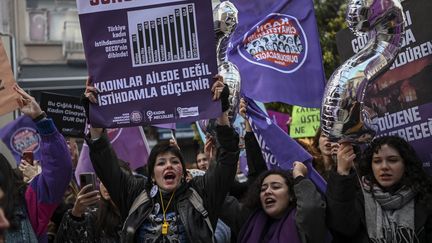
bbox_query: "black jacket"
[326,170,432,243]
[228,131,268,200]
[86,125,239,242]
[220,177,326,243]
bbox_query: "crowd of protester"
[0,78,431,243]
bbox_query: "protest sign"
[39,92,86,138]
[0,116,42,164]
[289,106,320,138]
[0,38,19,115]
[77,0,220,127]
[228,0,325,107]
[336,0,432,174]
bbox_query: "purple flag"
[245,97,326,193]
[75,126,149,183]
[229,0,325,107]
[267,110,291,133]
[0,116,42,164]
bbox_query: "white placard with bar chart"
[128,3,200,67]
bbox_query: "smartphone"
[22,151,34,165]
[79,172,96,192]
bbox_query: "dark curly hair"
[242,169,296,211]
[145,141,186,192]
[359,136,432,209]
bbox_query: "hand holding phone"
[72,173,100,217]
[79,172,96,192]
[22,151,34,166]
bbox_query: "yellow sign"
[289,106,320,138]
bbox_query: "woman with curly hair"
[326,136,432,243]
[220,162,326,243]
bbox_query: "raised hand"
[211,74,224,101]
[84,77,98,104]
[14,85,43,119]
[336,143,356,175]
[292,161,308,179]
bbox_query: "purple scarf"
[239,208,301,243]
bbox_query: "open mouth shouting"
[163,171,177,185]
[264,197,277,208]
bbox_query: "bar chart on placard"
[128,3,199,67]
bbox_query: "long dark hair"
[242,169,296,211]
[94,197,121,238]
[0,154,27,229]
[359,136,432,208]
[94,160,131,237]
[310,127,333,178]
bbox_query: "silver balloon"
[213,1,239,64]
[199,1,241,131]
[214,1,241,124]
[321,0,404,143]
[219,61,241,123]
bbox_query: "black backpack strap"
[188,187,215,243]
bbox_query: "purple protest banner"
[75,126,149,183]
[267,110,290,133]
[228,0,325,108]
[245,97,326,193]
[0,116,42,164]
[335,0,432,175]
[77,0,220,128]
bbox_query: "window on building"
[27,0,79,42]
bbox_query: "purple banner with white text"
[77,0,220,127]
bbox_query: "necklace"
[159,189,176,235]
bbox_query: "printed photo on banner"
[0,38,19,116]
[335,0,432,174]
[228,0,325,107]
[77,0,220,127]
